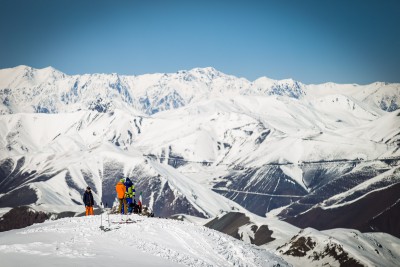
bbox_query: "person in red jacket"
[115,178,127,214]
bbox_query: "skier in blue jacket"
[124,178,135,214]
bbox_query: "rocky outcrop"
[0,206,49,232]
[205,212,275,246]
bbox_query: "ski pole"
[100,202,103,228]
[107,202,110,227]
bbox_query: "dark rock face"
[380,98,399,112]
[0,186,38,208]
[211,161,400,239]
[0,206,49,232]
[205,212,275,246]
[255,130,270,144]
[278,233,363,267]
[279,236,316,257]
[88,98,112,113]
[214,166,308,216]
[0,157,57,207]
[301,162,355,190]
[0,157,34,194]
[369,200,400,238]
[167,148,187,168]
[279,163,388,218]
[0,157,100,208]
[313,243,363,267]
[0,158,14,181]
[139,90,186,115]
[252,225,275,246]
[284,183,400,238]
[205,212,250,240]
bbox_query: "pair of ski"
[99,219,135,231]
[111,218,136,224]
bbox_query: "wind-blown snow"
[0,214,288,267]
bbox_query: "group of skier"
[115,177,143,215]
[82,177,146,216]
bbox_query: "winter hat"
[120,178,125,182]
[86,186,91,190]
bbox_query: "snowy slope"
[306,82,400,112]
[0,214,289,267]
[204,211,400,267]
[274,227,400,267]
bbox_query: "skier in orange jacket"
[115,178,127,214]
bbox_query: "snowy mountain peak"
[182,66,229,81]
[12,64,33,72]
[15,65,63,77]
[0,65,399,116]
[251,76,305,98]
[254,76,276,82]
[0,65,65,89]
[190,66,220,75]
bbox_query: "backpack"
[124,178,134,198]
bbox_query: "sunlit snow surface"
[0,214,288,267]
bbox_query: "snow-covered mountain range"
[1,65,399,116]
[0,65,399,265]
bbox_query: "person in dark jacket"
[133,198,139,214]
[83,186,94,216]
[124,178,135,214]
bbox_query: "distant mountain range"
[1,65,399,116]
[0,65,399,242]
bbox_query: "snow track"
[213,188,304,198]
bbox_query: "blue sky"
[0,0,399,84]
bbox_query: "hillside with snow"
[0,65,400,266]
[204,212,400,267]
[1,211,399,267]
[0,213,289,267]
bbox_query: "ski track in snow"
[214,188,303,198]
[0,215,289,267]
